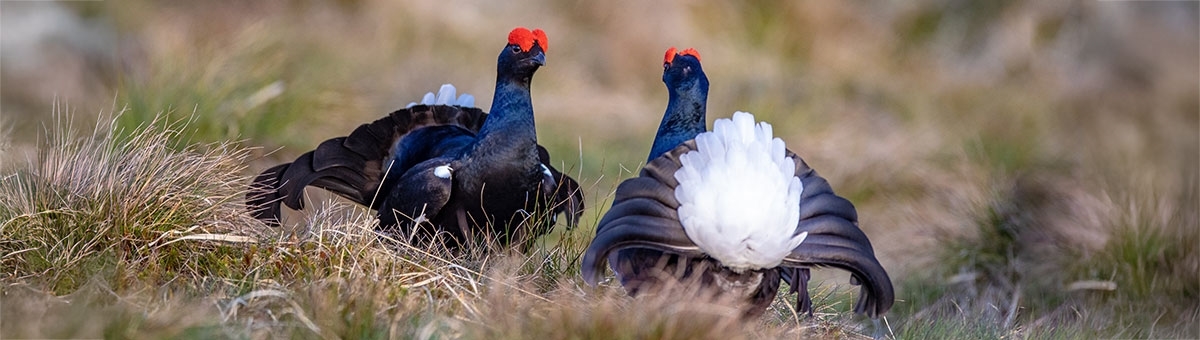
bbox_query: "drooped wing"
[779,150,894,318]
[246,105,487,226]
[536,145,585,228]
[377,157,457,233]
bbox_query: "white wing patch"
[406,84,476,108]
[673,111,808,272]
[433,165,453,179]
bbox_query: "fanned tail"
[581,141,893,318]
[245,105,487,225]
[780,151,894,318]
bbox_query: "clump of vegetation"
[894,171,1198,338]
[0,111,262,293]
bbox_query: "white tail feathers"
[406,84,476,108]
[674,111,807,271]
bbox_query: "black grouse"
[581,47,893,318]
[248,27,583,250]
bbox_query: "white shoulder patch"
[406,84,476,108]
[433,165,453,179]
[673,111,807,272]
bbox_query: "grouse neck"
[648,87,707,162]
[476,78,537,144]
[458,77,540,194]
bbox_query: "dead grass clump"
[897,170,1199,338]
[0,109,263,293]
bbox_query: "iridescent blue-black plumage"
[248,28,583,250]
[648,51,708,162]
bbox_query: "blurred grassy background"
[2,0,1197,338]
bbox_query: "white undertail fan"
[406,84,476,108]
[582,112,894,318]
[674,111,807,271]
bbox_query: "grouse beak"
[532,50,546,66]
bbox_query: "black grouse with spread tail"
[248,27,583,249]
[581,47,893,318]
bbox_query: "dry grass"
[2,0,1197,338]
[0,108,262,294]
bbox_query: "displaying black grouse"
[248,27,583,249]
[581,47,893,318]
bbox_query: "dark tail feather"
[782,230,894,318]
[780,267,813,317]
[783,152,894,318]
[281,152,373,207]
[581,215,704,286]
[536,146,585,228]
[553,170,584,227]
[247,163,291,226]
[244,105,490,226]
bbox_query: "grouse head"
[663,47,708,94]
[498,27,548,84]
[647,47,710,161]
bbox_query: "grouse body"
[581,48,893,318]
[248,27,583,249]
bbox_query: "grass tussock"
[896,171,1199,338]
[0,108,262,293]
